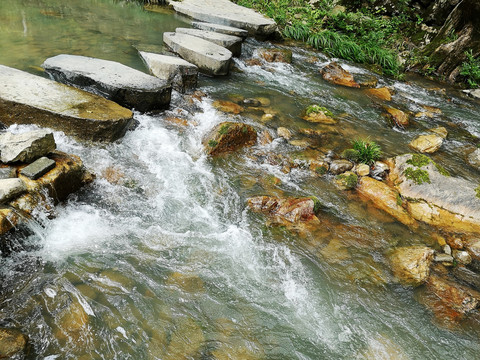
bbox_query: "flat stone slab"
[163,32,232,76]
[0,178,26,203]
[0,167,15,179]
[0,65,133,142]
[192,21,248,38]
[167,0,276,36]
[42,54,172,112]
[175,27,242,57]
[139,51,198,93]
[0,130,56,164]
[20,156,56,180]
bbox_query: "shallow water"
[1,0,480,359]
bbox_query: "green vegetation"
[342,139,382,165]
[404,167,430,185]
[308,196,322,213]
[336,173,358,189]
[218,123,231,135]
[406,153,450,176]
[234,0,417,76]
[306,105,333,117]
[396,192,403,206]
[475,185,480,199]
[208,139,219,147]
[314,165,328,175]
[460,50,480,88]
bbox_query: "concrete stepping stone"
[139,51,198,93]
[175,27,242,57]
[20,157,56,180]
[0,65,133,142]
[163,32,232,76]
[0,130,56,164]
[192,21,248,38]
[42,54,172,112]
[167,0,276,37]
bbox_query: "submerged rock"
[42,54,171,112]
[365,87,393,101]
[384,106,409,128]
[258,48,292,63]
[247,195,318,223]
[176,27,242,57]
[0,130,56,164]
[0,328,28,358]
[277,127,292,140]
[329,160,353,175]
[0,65,133,142]
[409,134,444,153]
[204,122,257,156]
[213,100,244,114]
[163,32,232,76]
[320,62,360,88]
[390,246,434,286]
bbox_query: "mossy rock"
[204,122,257,156]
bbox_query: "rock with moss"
[204,122,257,156]
[335,171,358,190]
[329,159,353,175]
[320,62,360,88]
[258,48,292,63]
[302,105,337,124]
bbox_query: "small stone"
[261,113,275,122]
[467,148,480,169]
[390,246,434,286]
[0,328,28,358]
[454,250,472,265]
[320,62,360,88]
[409,134,443,154]
[329,160,353,175]
[365,87,392,101]
[0,130,56,164]
[370,161,389,179]
[0,178,26,203]
[429,126,448,139]
[277,127,292,140]
[334,171,358,190]
[443,244,452,255]
[20,157,56,180]
[355,163,370,176]
[258,130,273,145]
[434,253,454,263]
[309,160,329,176]
[384,106,409,128]
[258,48,292,63]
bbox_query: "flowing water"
[1,0,480,359]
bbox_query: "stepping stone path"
[139,51,198,93]
[167,0,277,37]
[175,27,242,57]
[192,21,248,38]
[0,65,133,142]
[163,32,233,76]
[42,54,172,112]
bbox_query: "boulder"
[167,0,277,37]
[42,54,171,112]
[463,89,480,100]
[0,178,26,203]
[409,134,444,153]
[389,154,480,233]
[0,130,56,163]
[390,246,434,286]
[163,32,232,76]
[213,100,244,114]
[329,160,353,175]
[247,195,318,223]
[384,106,409,128]
[277,127,292,140]
[139,51,198,93]
[0,65,133,142]
[192,21,248,38]
[302,109,336,124]
[429,126,448,139]
[357,176,417,226]
[334,171,358,190]
[320,62,360,88]
[0,328,28,358]
[258,48,292,63]
[365,87,392,101]
[467,148,480,169]
[204,122,257,156]
[176,27,242,57]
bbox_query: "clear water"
[1,0,480,359]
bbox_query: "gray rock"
[0,167,16,179]
[167,0,277,37]
[0,130,56,163]
[163,32,232,76]
[139,51,198,93]
[453,266,480,291]
[329,160,353,175]
[42,54,171,112]
[434,253,454,263]
[20,156,56,180]
[467,148,480,169]
[463,89,480,99]
[0,65,133,142]
[192,21,248,38]
[443,244,452,255]
[176,27,242,57]
[453,250,472,265]
[0,178,26,203]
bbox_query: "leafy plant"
[460,50,480,88]
[342,139,382,165]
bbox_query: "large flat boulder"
[167,0,277,37]
[192,21,248,38]
[163,32,232,76]
[42,54,172,112]
[0,65,133,142]
[0,130,56,164]
[175,27,242,57]
[139,51,198,93]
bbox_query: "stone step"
[0,65,133,142]
[175,27,242,57]
[139,51,198,93]
[42,54,172,112]
[167,0,276,37]
[192,21,248,38]
[163,32,232,76]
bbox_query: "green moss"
[475,185,480,199]
[308,196,322,213]
[396,192,403,206]
[306,105,333,117]
[435,164,450,177]
[218,123,231,135]
[404,167,430,185]
[315,166,328,175]
[406,153,430,167]
[208,139,218,147]
[336,173,358,189]
[242,125,248,134]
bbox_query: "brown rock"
[302,112,337,124]
[204,122,257,156]
[365,87,392,101]
[277,127,292,140]
[165,116,189,126]
[258,130,273,145]
[166,272,204,293]
[245,58,262,66]
[429,126,448,139]
[320,62,360,88]
[384,106,409,128]
[0,328,27,358]
[247,195,318,224]
[355,163,370,176]
[357,177,417,226]
[409,134,444,154]
[258,48,292,63]
[390,246,434,286]
[309,160,329,176]
[213,100,244,114]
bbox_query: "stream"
[1,0,480,359]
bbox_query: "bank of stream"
[1,0,480,359]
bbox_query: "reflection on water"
[1,0,480,359]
